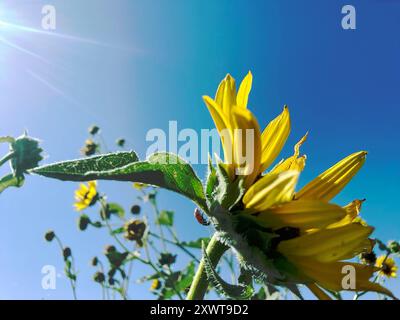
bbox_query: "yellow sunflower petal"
[74,202,87,211]
[260,106,291,173]
[231,106,262,188]
[253,200,347,230]
[243,170,299,211]
[236,71,253,109]
[296,151,367,202]
[270,133,308,174]
[328,199,365,229]
[203,95,234,168]
[289,257,395,298]
[278,223,374,262]
[215,74,236,114]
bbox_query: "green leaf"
[181,237,210,249]
[32,151,139,178]
[205,156,218,203]
[32,152,206,210]
[214,162,245,210]
[111,227,124,235]
[176,261,195,292]
[202,241,253,300]
[107,203,125,218]
[0,174,24,194]
[156,210,174,226]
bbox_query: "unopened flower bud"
[116,138,125,147]
[130,205,141,215]
[93,271,105,283]
[360,251,377,265]
[388,241,400,254]
[104,245,116,255]
[11,133,43,177]
[81,139,98,156]
[44,230,55,242]
[91,257,98,266]
[158,253,176,266]
[78,214,91,231]
[63,247,72,260]
[88,125,100,135]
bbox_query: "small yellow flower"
[133,182,148,190]
[74,181,98,211]
[376,256,397,278]
[150,279,161,291]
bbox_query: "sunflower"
[74,181,98,211]
[376,256,398,278]
[203,72,394,299]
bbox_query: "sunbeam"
[0,19,140,52]
[0,35,53,66]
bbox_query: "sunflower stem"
[186,233,229,300]
[0,151,15,168]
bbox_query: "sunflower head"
[123,219,146,245]
[376,256,398,278]
[202,72,395,299]
[74,181,98,211]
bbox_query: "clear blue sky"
[0,0,399,299]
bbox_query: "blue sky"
[0,0,399,299]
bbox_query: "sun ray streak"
[0,35,53,66]
[25,69,99,120]
[0,20,140,52]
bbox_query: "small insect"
[194,208,210,226]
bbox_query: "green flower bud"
[91,257,98,266]
[104,245,116,255]
[158,253,176,266]
[130,205,141,215]
[388,241,400,254]
[78,214,91,231]
[88,125,100,135]
[81,139,98,156]
[44,230,55,242]
[93,271,105,283]
[360,251,377,265]
[63,247,72,260]
[10,133,43,177]
[116,138,125,147]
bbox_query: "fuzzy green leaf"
[107,203,125,218]
[181,237,210,249]
[31,152,206,210]
[156,210,174,226]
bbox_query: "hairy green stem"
[186,234,229,300]
[0,151,15,168]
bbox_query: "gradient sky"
[0,0,399,299]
